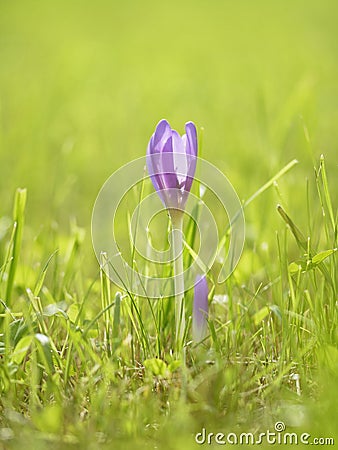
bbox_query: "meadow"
[0,1,337,449]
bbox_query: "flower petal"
[185,121,198,157]
[152,119,172,152]
[171,130,187,187]
[147,138,163,191]
[193,275,208,342]
[183,122,198,193]
[161,136,178,190]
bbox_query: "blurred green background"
[1,0,337,232]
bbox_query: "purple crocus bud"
[192,275,209,342]
[146,119,198,211]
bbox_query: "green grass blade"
[243,159,298,208]
[277,204,307,251]
[320,154,336,232]
[6,188,27,304]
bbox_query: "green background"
[1,0,337,225]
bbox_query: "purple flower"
[192,275,209,342]
[146,119,198,211]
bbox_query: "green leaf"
[289,249,337,274]
[143,358,167,377]
[277,205,307,251]
[12,335,33,364]
[43,303,68,318]
[167,360,181,373]
[67,303,79,323]
[10,318,29,347]
[269,304,282,321]
[35,333,54,375]
[253,306,270,326]
[288,261,306,274]
[312,248,337,265]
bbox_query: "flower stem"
[170,210,185,355]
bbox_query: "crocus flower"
[146,119,198,211]
[192,275,209,342]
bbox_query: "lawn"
[0,1,337,449]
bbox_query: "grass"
[0,0,337,449]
